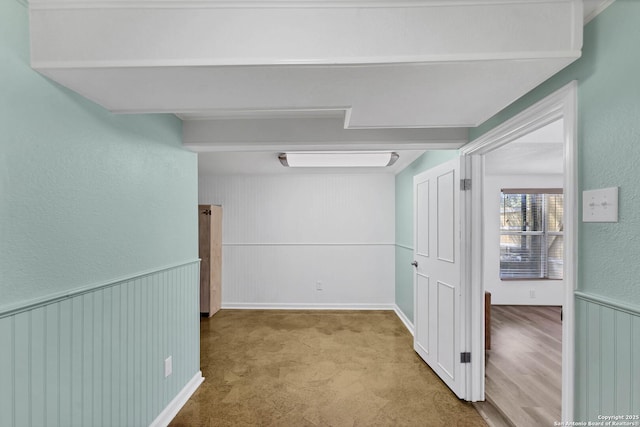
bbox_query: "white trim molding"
[395,243,414,251]
[575,291,640,317]
[221,303,395,311]
[461,82,578,156]
[149,371,205,427]
[0,259,201,319]
[220,303,415,335]
[393,305,415,336]
[222,242,395,247]
[583,0,615,24]
[461,81,578,418]
[31,51,584,71]
[26,0,593,11]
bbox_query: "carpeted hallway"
[170,310,486,426]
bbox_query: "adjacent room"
[481,119,566,426]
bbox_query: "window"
[500,189,564,280]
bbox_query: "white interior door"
[413,157,466,399]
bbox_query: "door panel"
[416,180,429,257]
[437,171,455,263]
[437,281,456,379]
[413,157,465,399]
[414,274,430,356]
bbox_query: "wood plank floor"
[485,305,562,427]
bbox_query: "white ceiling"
[28,0,613,175]
[198,150,427,175]
[484,118,565,176]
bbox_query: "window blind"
[499,190,564,280]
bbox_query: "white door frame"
[460,81,578,422]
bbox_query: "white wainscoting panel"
[221,244,394,306]
[199,174,395,307]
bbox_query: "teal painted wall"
[469,0,640,421]
[395,150,459,323]
[0,1,200,425]
[1,0,198,311]
[471,0,640,306]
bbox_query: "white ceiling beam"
[35,56,577,128]
[183,117,468,151]
[28,0,586,129]
[30,1,582,68]
[183,117,468,143]
[185,141,466,152]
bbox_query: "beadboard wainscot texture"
[575,292,640,422]
[0,261,201,427]
[199,174,395,309]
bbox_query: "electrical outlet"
[316,281,323,291]
[164,356,172,378]
[529,290,536,299]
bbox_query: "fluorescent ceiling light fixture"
[279,151,399,168]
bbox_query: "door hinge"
[460,352,471,363]
[460,179,471,191]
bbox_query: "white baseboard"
[220,303,415,336]
[150,371,204,427]
[393,304,414,336]
[222,302,395,310]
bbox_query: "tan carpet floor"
[170,310,486,427]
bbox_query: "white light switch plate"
[582,187,618,222]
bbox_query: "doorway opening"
[481,118,565,425]
[461,82,577,424]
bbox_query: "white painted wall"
[199,174,395,308]
[483,174,564,305]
